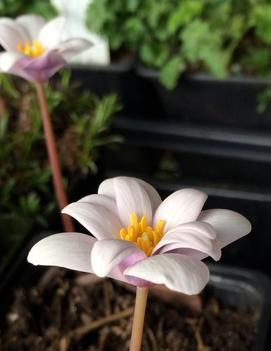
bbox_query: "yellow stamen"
[119,212,166,256]
[120,228,127,240]
[17,40,45,58]
[139,215,147,232]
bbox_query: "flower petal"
[21,50,66,82]
[0,18,29,51]
[38,17,65,48]
[114,177,153,227]
[98,177,115,198]
[136,178,162,212]
[91,239,145,277]
[198,209,251,249]
[16,15,46,40]
[0,52,23,72]
[152,223,221,260]
[153,189,207,231]
[124,253,209,295]
[27,233,96,273]
[78,194,119,218]
[98,176,162,213]
[109,265,153,287]
[163,221,217,239]
[62,201,121,240]
[58,38,93,62]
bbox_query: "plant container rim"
[136,63,271,85]
[68,55,134,74]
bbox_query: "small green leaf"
[167,0,203,34]
[257,88,271,113]
[250,4,271,44]
[159,56,185,90]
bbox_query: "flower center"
[119,212,166,256]
[17,40,45,58]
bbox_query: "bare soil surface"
[0,269,257,351]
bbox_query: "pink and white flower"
[27,176,251,295]
[0,15,92,82]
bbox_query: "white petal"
[0,18,29,51]
[98,177,115,198]
[198,209,251,248]
[58,38,93,62]
[16,15,46,40]
[38,17,65,48]
[136,178,162,212]
[153,189,207,231]
[0,52,22,71]
[114,177,153,227]
[152,226,221,261]
[62,201,121,240]
[27,233,96,273]
[124,253,209,295]
[91,239,145,277]
[98,176,162,213]
[163,221,217,239]
[78,194,119,217]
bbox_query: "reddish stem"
[35,83,74,232]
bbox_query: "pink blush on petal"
[118,252,153,287]
[118,252,146,271]
[18,50,66,83]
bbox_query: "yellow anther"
[119,212,166,256]
[120,228,127,240]
[155,220,166,235]
[128,226,136,241]
[17,40,45,58]
[145,230,154,243]
[146,247,153,257]
[139,216,147,232]
[130,213,139,234]
[153,231,160,245]
[24,43,31,56]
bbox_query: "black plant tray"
[136,65,271,130]
[111,116,271,164]
[69,60,145,117]
[207,264,271,351]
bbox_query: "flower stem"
[129,287,149,351]
[35,83,74,232]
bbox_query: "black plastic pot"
[137,65,271,129]
[208,264,271,351]
[110,116,271,185]
[70,59,145,117]
[0,231,270,351]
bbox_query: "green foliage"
[160,56,185,90]
[86,0,271,89]
[0,0,27,17]
[250,4,271,44]
[0,70,121,230]
[0,0,56,18]
[257,87,271,113]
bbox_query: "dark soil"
[0,269,257,351]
